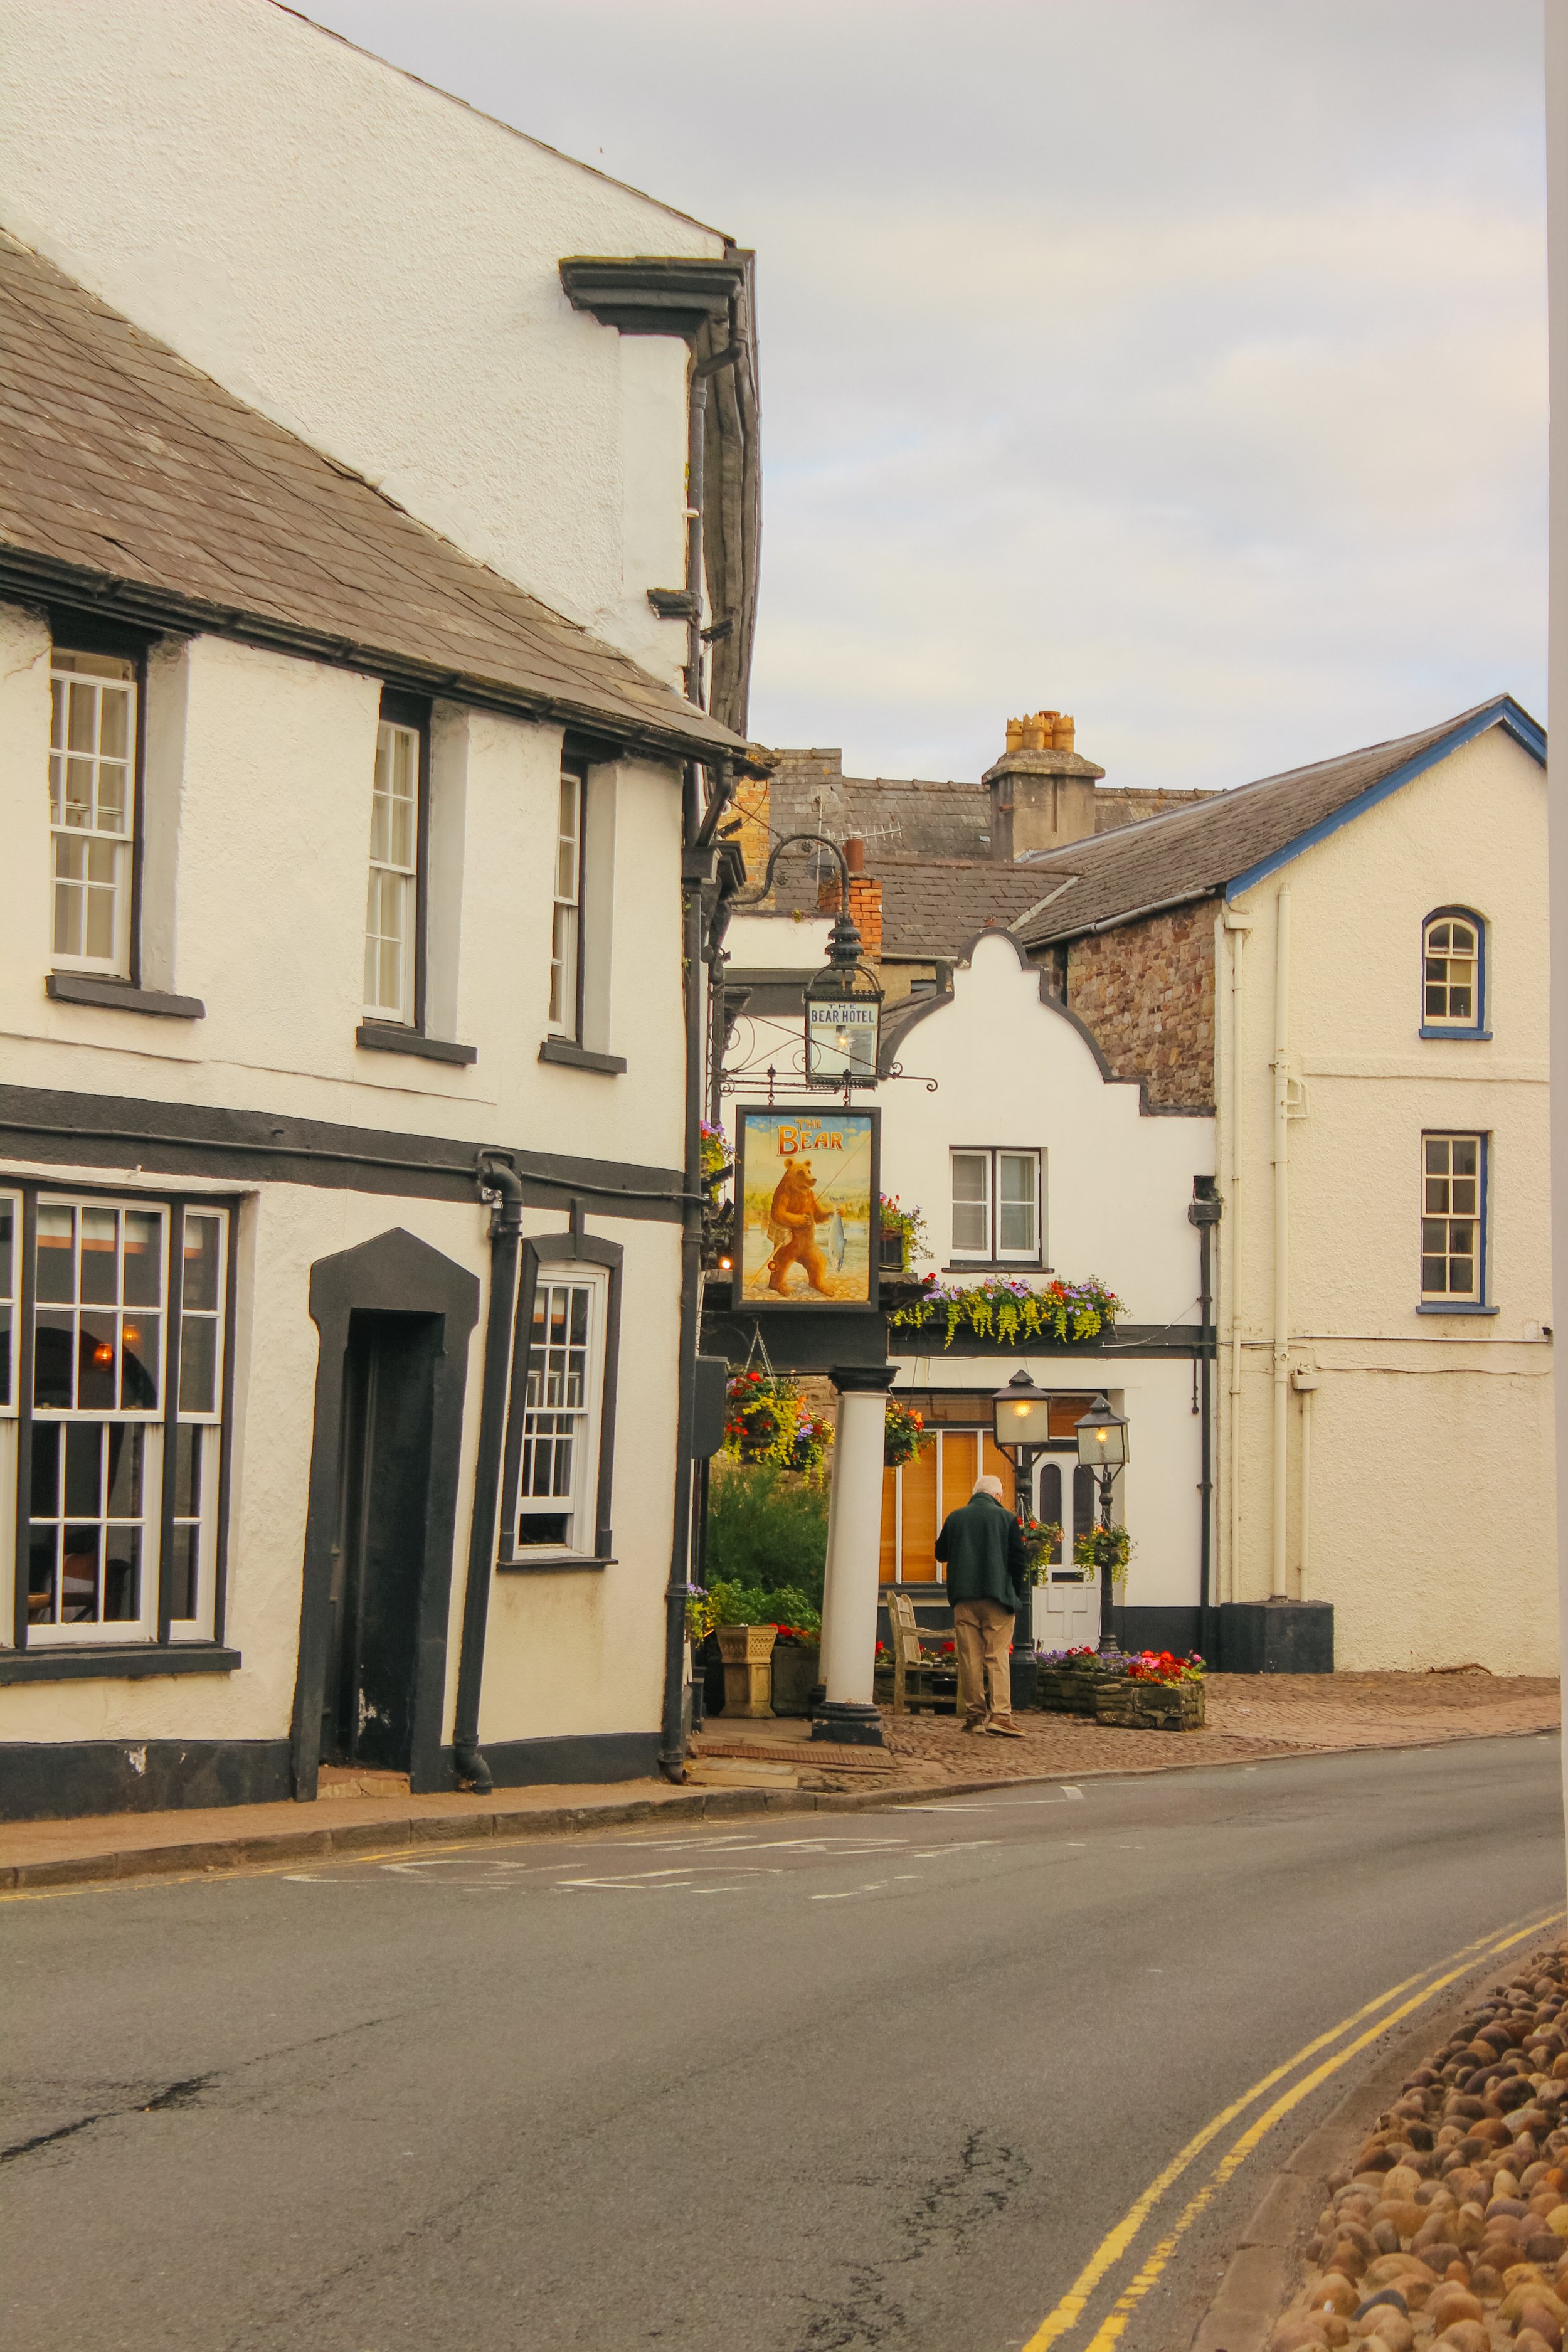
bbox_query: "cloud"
[302,0,1547,788]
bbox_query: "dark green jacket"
[933,1494,1029,1613]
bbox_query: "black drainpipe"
[451,1152,526,1792]
[1188,1175,1222,1663]
[659,840,708,1781]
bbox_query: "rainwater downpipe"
[659,850,707,1781]
[1271,889,1292,1601]
[1222,905,1251,1606]
[684,375,708,707]
[451,1154,526,1792]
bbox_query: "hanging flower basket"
[883,1396,930,1469]
[722,1371,832,1481]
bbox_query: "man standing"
[933,1473,1029,1738]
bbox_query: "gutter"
[0,546,741,770]
[1020,884,1219,952]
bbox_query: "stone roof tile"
[0,227,739,761]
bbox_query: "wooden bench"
[883,1589,952,1716]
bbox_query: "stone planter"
[716,1623,778,1719]
[770,1641,820,1717]
[1037,1668,1098,1715]
[1092,1678,1138,1727]
[1134,1682,1205,1732]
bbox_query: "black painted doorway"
[321,1311,438,1773]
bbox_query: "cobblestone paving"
[798,1673,1560,1791]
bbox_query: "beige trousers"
[952,1596,1016,1720]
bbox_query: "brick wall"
[817,870,884,958]
[1060,900,1217,1110]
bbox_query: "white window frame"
[1420,1132,1485,1306]
[949,1147,1043,1265]
[548,763,585,1039]
[364,717,422,1024]
[49,648,138,978]
[1421,911,1485,1035]
[512,1267,607,1558]
[169,1207,229,1639]
[4,1192,231,1652]
[26,1195,170,1646]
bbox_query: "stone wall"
[1059,900,1218,1110]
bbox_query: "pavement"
[2,1732,1562,2352]
[0,1671,1554,1892]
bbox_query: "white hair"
[972,1473,1006,1501]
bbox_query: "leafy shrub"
[702,1461,830,1608]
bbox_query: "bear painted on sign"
[766,1159,831,1296]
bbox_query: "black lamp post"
[1075,1393,1129,1656]
[992,1370,1054,1692]
[729,834,883,1089]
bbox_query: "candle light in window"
[92,1340,115,1367]
[122,1326,140,1346]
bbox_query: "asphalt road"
[3,1736,1563,2352]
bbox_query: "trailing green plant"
[699,1120,731,1187]
[889,1274,1122,1348]
[684,1588,718,1644]
[702,1460,830,1609]
[883,1396,931,1469]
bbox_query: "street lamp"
[991,1369,1054,1709]
[1075,1393,1129,1656]
[992,1367,1054,1530]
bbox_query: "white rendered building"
[0,7,755,1818]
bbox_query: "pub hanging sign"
[732,1105,882,1311]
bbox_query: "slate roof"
[0,228,740,761]
[1012,699,1544,948]
[768,854,1069,958]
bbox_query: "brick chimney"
[984,707,1104,858]
[818,836,883,958]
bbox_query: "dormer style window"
[363,694,427,1027]
[49,647,138,977]
[1421,910,1487,1037]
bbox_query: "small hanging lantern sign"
[804,908,883,1089]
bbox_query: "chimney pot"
[844,835,864,874]
[1053,713,1076,753]
[1005,717,1024,754]
[1022,714,1047,751]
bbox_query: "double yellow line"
[1022,1905,1565,2352]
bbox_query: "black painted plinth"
[811,1701,886,1747]
[1219,1599,1334,1675]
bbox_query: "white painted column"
[813,1366,895,1746]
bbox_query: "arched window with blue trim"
[1421,909,1486,1036]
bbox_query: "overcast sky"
[305,0,1545,792]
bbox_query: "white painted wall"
[0,1170,676,1751]
[733,930,1216,1614]
[1216,723,1555,1670]
[0,0,723,681]
[0,600,689,1756]
[0,615,686,1174]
